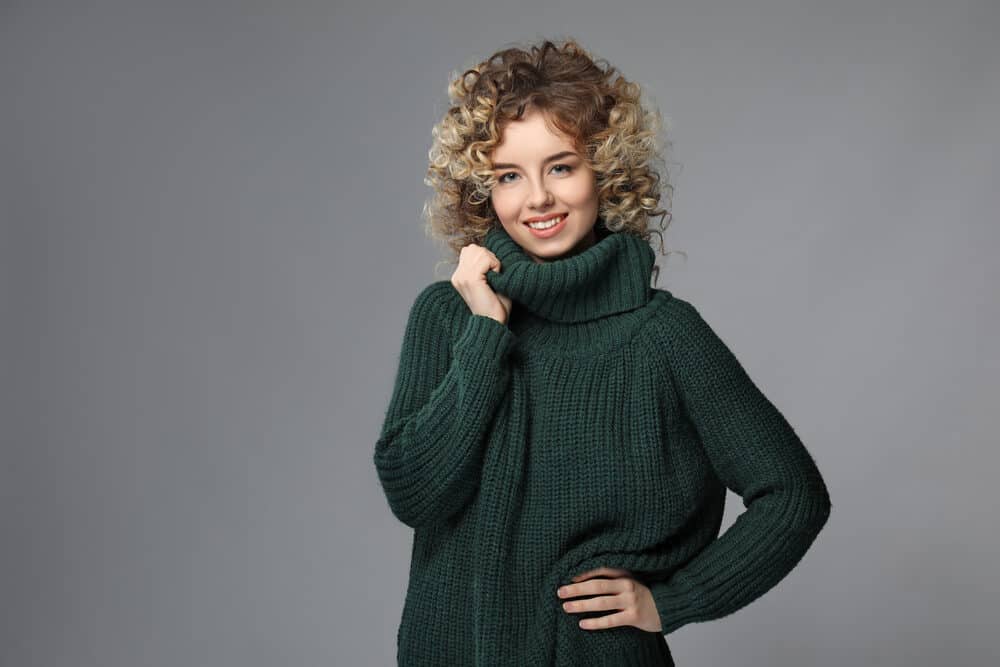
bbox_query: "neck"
[526,227,598,264]
[481,220,655,324]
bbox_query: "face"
[489,108,600,263]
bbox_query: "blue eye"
[496,164,572,184]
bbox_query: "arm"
[650,296,832,635]
[373,282,517,529]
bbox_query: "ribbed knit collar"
[482,220,655,324]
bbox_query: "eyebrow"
[491,151,578,170]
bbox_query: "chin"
[525,234,586,261]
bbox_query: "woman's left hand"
[557,566,662,633]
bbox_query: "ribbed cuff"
[650,572,703,636]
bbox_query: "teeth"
[527,215,565,230]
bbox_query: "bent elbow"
[786,474,831,541]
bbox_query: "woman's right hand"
[451,243,513,325]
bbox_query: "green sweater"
[374,222,831,666]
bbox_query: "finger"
[559,577,619,599]
[487,251,501,274]
[561,592,625,615]
[578,609,634,631]
[571,567,631,582]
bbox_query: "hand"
[557,566,662,633]
[451,243,513,325]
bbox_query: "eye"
[496,164,573,184]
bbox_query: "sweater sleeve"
[649,296,831,636]
[373,282,517,529]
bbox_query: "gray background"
[3,0,998,665]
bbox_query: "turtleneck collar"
[481,219,656,324]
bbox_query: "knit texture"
[374,222,831,666]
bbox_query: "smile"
[525,214,566,229]
[524,214,569,238]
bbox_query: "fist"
[451,243,513,325]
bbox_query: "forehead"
[492,109,577,159]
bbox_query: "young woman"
[374,38,831,667]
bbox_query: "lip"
[523,212,568,223]
[523,213,569,239]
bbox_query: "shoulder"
[409,280,455,315]
[405,280,469,334]
[639,289,755,382]
[642,288,709,336]
[413,279,468,314]
[636,289,734,363]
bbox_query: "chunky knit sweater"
[374,222,831,666]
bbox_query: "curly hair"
[423,37,682,285]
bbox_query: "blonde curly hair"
[423,37,680,285]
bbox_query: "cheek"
[560,176,598,208]
[490,190,519,222]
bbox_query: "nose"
[527,182,554,209]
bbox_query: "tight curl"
[423,37,681,284]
